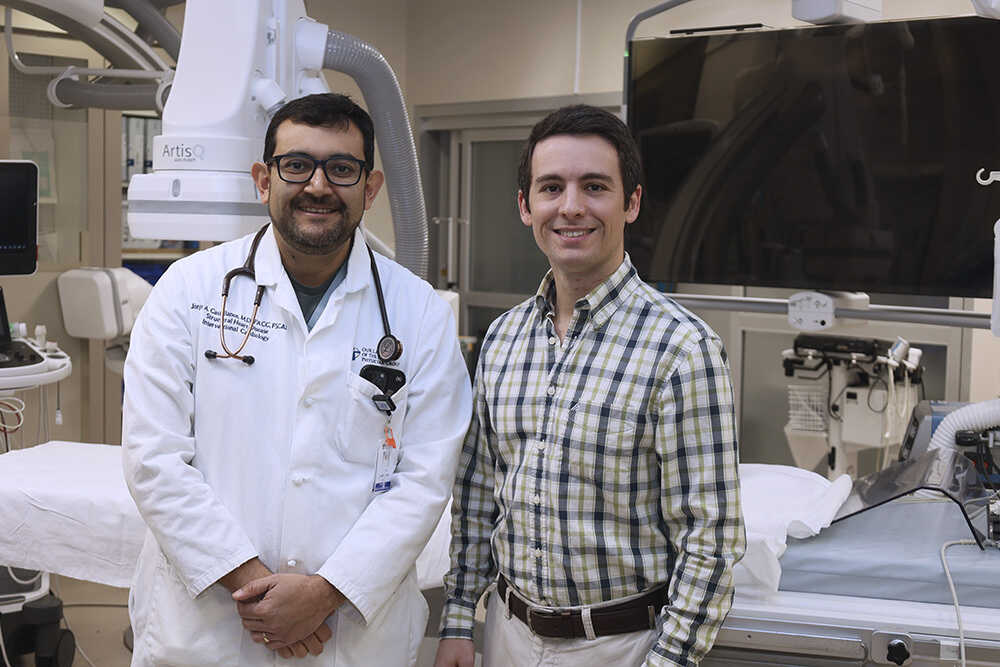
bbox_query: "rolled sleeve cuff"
[317,564,373,625]
[189,543,259,598]
[439,598,477,639]
[646,642,697,667]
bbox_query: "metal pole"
[623,0,696,120]
[667,294,992,330]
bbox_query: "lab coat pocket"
[142,551,240,666]
[335,568,427,666]
[338,373,409,465]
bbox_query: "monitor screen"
[0,287,9,349]
[627,16,1000,297]
[0,161,38,276]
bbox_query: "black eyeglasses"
[268,153,368,186]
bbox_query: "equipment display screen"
[628,16,1000,297]
[0,161,38,276]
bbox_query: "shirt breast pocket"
[563,399,644,476]
[337,373,409,465]
[566,399,640,445]
[562,399,646,495]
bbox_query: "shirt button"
[531,494,541,505]
[534,548,544,559]
[548,336,557,345]
[535,440,545,451]
[303,397,314,407]
[292,475,305,486]
[546,386,555,396]
[287,559,297,568]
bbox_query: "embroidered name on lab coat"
[352,346,400,367]
[190,302,287,343]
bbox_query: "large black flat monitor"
[0,161,38,276]
[627,16,1000,298]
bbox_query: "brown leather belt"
[497,576,667,639]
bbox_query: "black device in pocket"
[360,364,406,415]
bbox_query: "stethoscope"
[204,224,402,366]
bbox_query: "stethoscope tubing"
[206,223,401,365]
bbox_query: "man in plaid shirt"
[434,105,745,667]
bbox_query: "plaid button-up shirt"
[440,257,745,666]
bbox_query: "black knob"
[887,639,910,665]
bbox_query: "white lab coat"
[122,225,472,666]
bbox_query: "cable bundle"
[0,397,25,452]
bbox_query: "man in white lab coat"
[122,93,472,666]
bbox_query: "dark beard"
[271,193,358,255]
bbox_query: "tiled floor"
[51,576,132,667]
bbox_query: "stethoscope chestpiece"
[377,334,403,363]
[205,348,254,365]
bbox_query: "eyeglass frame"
[266,152,369,187]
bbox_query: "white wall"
[971,299,1000,400]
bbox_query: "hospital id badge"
[373,425,399,493]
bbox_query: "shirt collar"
[532,254,640,329]
[253,223,371,296]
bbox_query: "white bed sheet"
[0,440,455,590]
[734,463,852,591]
[0,441,144,588]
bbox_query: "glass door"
[452,128,550,347]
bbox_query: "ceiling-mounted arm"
[105,0,180,61]
[4,8,167,77]
[4,1,175,110]
[5,1,170,70]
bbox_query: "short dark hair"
[262,93,375,171]
[517,105,642,212]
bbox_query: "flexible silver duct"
[323,29,428,281]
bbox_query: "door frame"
[414,92,622,335]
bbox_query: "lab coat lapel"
[307,226,371,334]
[252,225,310,331]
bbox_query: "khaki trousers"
[482,590,661,667]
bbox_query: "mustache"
[292,194,345,211]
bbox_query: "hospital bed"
[711,501,1000,665]
[2,441,999,666]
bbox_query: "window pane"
[468,140,549,294]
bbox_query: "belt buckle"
[525,603,572,636]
